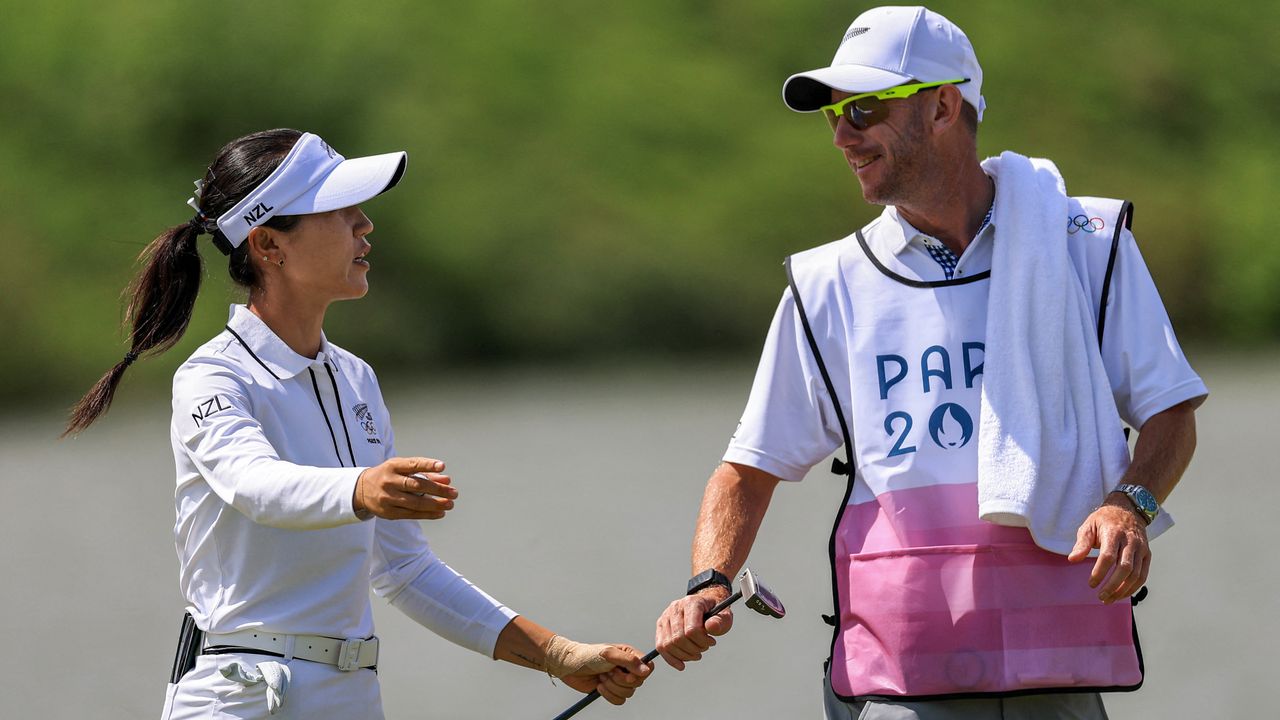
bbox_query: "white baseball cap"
[196,132,408,248]
[782,6,985,121]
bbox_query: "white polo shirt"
[725,201,1208,483]
[170,305,516,654]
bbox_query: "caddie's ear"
[929,83,965,136]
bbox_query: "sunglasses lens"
[848,97,887,129]
[826,95,891,130]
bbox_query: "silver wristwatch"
[1112,484,1159,525]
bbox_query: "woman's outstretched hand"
[352,457,457,520]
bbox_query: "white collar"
[224,304,335,379]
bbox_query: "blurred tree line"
[1,0,1275,408]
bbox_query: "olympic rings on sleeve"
[1067,214,1106,234]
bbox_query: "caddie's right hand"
[353,457,457,521]
[654,585,734,670]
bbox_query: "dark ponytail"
[64,223,204,435]
[64,128,304,436]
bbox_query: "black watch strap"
[687,569,732,596]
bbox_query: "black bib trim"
[855,230,991,288]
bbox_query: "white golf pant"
[161,652,383,719]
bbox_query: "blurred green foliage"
[3,1,1276,407]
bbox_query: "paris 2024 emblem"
[929,403,973,449]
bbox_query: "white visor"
[205,132,407,248]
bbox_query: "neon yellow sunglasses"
[819,78,969,130]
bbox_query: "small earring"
[278,259,285,267]
[262,256,269,262]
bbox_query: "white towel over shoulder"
[976,151,1169,555]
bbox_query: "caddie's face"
[278,205,374,302]
[830,88,931,207]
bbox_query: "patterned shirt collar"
[878,181,997,258]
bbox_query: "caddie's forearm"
[689,462,781,577]
[1121,399,1199,503]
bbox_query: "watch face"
[1136,486,1157,509]
[1124,486,1158,516]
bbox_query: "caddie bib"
[786,200,1144,700]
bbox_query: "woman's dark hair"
[64,128,305,435]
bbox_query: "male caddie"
[654,6,1207,719]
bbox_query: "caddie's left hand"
[549,638,653,706]
[1067,495,1151,604]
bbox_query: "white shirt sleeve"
[723,289,845,482]
[365,388,517,657]
[172,361,364,529]
[370,521,517,657]
[1098,229,1209,429]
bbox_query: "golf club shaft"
[551,590,742,720]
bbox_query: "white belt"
[204,629,379,672]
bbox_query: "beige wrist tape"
[543,635,615,678]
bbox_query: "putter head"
[738,568,786,619]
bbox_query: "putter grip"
[550,590,743,720]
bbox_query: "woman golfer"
[66,129,651,718]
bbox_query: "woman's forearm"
[492,615,555,670]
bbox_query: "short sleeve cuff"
[722,446,810,483]
[1128,379,1208,430]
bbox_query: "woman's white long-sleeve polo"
[169,304,515,652]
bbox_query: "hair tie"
[122,350,139,367]
[187,214,211,236]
